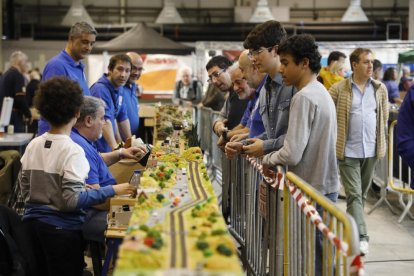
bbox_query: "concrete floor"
[336,188,414,276]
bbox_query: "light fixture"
[249,0,274,23]
[155,0,184,24]
[61,0,94,26]
[341,0,368,22]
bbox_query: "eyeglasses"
[248,46,275,59]
[207,68,226,83]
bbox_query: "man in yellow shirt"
[318,51,347,90]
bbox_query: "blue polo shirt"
[70,128,116,187]
[38,50,91,135]
[245,76,266,138]
[123,82,140,136]
[90,75,128,153]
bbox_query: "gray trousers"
[339,156,377,241]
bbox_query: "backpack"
[0,206,34,276]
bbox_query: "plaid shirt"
[329,77,389,160]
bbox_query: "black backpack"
[0,205,35,276]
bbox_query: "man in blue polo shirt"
[71,96,147,242]
[90,54,132,153]
[124,52,144,137]
[225,51,266,159]
[38,21,97,135]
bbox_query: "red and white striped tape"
[245,156,275,184]
[286,180,364,275]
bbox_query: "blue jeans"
[315,192,338,276]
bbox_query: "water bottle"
[130,170,141,195]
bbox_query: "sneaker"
[360,241,369,256]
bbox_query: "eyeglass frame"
[247,46,276,59]
[207,68,226,83]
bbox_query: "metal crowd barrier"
[196,106,363,276]
[369,120,414,223]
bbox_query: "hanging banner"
[137,54,192,100]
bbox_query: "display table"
[0,133,34,153]
[111,147,242,275]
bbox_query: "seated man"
[70,96,147,242]
[19,77,135,276]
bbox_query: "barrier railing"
[369,120,414,223]
[195,106,363,276]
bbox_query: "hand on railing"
[225,141,243,159]
[230,133,248,142]
[242,138,264,157]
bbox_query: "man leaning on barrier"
[231,20,296,158]
[208,55,249,150]
[261,34,340,275]
[221,60,259,140]
[225,50,266,159]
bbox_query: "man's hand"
[230,133,249,142]
[112,183,136,196]
[123,145,148,161]
[225,141,243,159]
[215,119,228,136]
[242,138,264,157]
[217,135,227,151]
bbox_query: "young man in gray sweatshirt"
[261,34,339,275]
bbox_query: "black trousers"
[24,219,85,276]
[10,110,26,133]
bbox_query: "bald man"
[225,51,266,159]
[124,52,144,137]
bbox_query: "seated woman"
[19,76,135,276]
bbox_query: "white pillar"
[410,0,414,40]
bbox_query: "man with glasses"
[124,52,143,137]
[208,56,249,149]
[241,20,296,157]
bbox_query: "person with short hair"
[399,66,412,92]
[329,48,389,256]
[71,96,147,243]
[38,21,97,135]
[208,55,249,149]
[19,77,135,276]
[173,66,203,106]
[225,50,266,159]
[262,34,339,275]
[0,51,32,132]
[124,52,144,137]
[372,59,383,81]
[90,54,133,153]
[318,50,347,90]
[241,20,296,157]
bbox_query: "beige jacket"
[329,77,389,160]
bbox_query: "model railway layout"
[169,161,209,268]
[114,147,243,275]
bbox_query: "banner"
[137,54,192,100]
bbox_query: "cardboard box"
[109,160,145,184]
